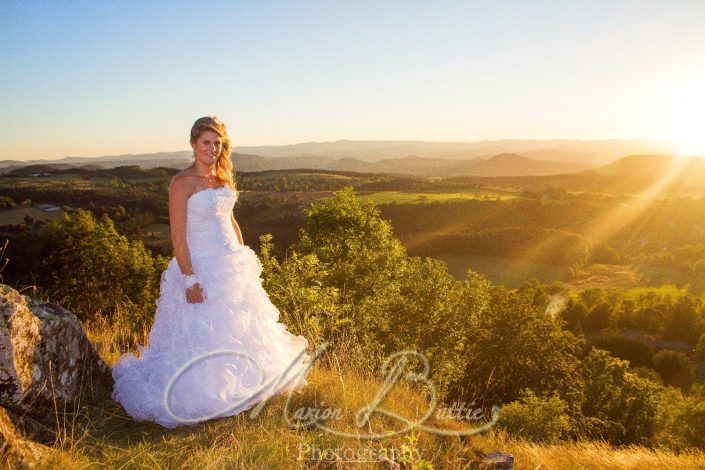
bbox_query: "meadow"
[355,188,519,205]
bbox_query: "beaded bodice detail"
[186,186,241,258]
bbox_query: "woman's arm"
[170,175,205,304]
[230,212,244,245]
[169,175,195,276]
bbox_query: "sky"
[2,0,705,160]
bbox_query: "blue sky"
[2,0,705,160]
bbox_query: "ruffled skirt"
[111,245,312,428]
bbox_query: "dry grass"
[567,263,645,291]
[29,315,705,468]
[474,431,705,470]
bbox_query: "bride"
[112,116,312,428]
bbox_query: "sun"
[658,75,705,157]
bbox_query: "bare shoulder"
[169,171,194,198]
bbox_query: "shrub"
[631,366,663,385]
[497,389,572,443]
[654,386,705,451]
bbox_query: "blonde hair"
[189,116,236,189]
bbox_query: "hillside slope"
[33,319,705,468]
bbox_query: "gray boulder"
[0,283,109,418]
[1,406,47,467]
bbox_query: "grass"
[620,283,690,301]
[567,263,646,291]
[474,432,705,470]
[26,308,705,468]
[135,223,173,252]
[434,253,569,287]
[38,312,471,468]
[0,206,64,225]
[356,189,519,205]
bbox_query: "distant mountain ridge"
[233,138,678,165]
[2,152,592,178]
[3,138,679,166]
[439,153,591,177]
[2,140,693,179]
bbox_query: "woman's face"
[191,129,223,166]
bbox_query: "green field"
[0,206,64,225]
[433,252,569,286]
[136,223,172,252]
[356,189,519,205]
[621,284,690,300]
[285,172,354,181]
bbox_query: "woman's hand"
[185,283,205,303]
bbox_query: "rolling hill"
[593,154,705,185]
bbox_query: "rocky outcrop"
[0,283,110,459]
[484,451,514,469]
[1,406,47,467]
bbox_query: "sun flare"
[659,75,705,157]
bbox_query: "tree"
[458,285,583,406]
[591,335,654,368]
[655,386,705,450]
[697,333,705,361]
[653,350,696,392]
[33,209,168,321]
[383,256,487,398]
[295,186,408,350]
[560,298,588,333]
[589,243,621,264]
[584,302,614,332]
[258,233,343,346]
[579,349,660,445]
[634,304,667,334]
[663,296,702,344]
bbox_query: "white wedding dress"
[112,185,312,428]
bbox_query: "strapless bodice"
[186,186,242,259]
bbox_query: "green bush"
[497,389,572,443]
[32,209,168,322]
[654,386,705,451]
[631,366,663,385]
[258,233,343,344]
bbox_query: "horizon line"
[1,136,680,162]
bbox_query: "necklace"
[188,169,217,185]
